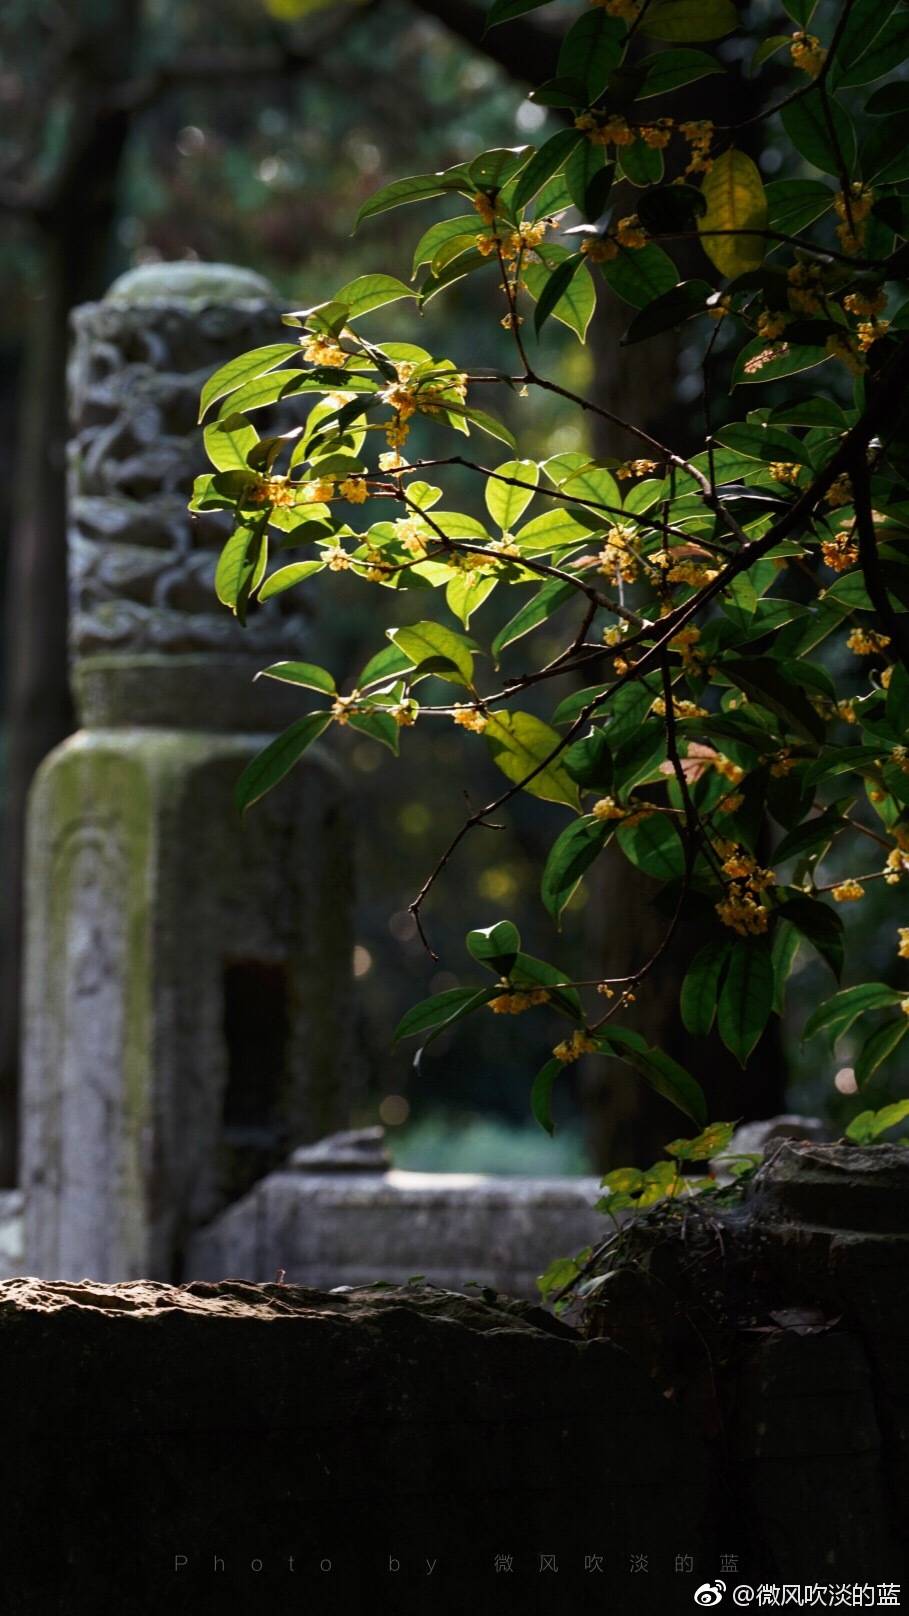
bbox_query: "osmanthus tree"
[195,0,909,1182]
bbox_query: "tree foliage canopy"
[196,0,909,1161]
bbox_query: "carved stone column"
[22,262,356,1281]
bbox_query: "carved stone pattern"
[68,298,309,659]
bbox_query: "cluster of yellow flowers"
[832,880,865,903]
[489,988,550,1016]
[324,546,351,572]
[250,476,297,508]
[451,705,488,733]
[885,845,909,884]
[581,237,620,263]
[680,120,714,175]
[304,477,337,504]
[844,288,887,319]
[824,474,853,509]
[651,695,708,719]
[598,522,640,583]
[891,744,909,776]
[820,528,859,571]
[671,624,705,672]
[665,558,719,588]
[825,332,866,376]
[714,755,745,784]
[835,184,873,253]
[757,311,788,340]
[330,694,358,724]
[390,702,418,728]
[339,476,368,504]
[592,796,628,821]
[300,332,346,367]
[898,927,909,960]
[770,462,801,487]
[846,627,891,657]
[640,121,673,149]
[553,1029,598,1063]
[787,261,825,316]
[363,548,389,584]
[575,111,637,148]
[616,215,648,249]
[477,219,548,264]
[770,750,797,777]
[616,458,659,480]
[394,515,429,557]
[790,30,826,75]
[715,845,775,936]
[856,318,889,353]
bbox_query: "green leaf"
[256,660,335,694]
[600,242,678,309]
[618,137,664,187]
[258,560,324,601]
[601,1028,708,1126]
[717,938,774,1065]
[541,815,611,920]
[468,146,530,192]
[833,0,900,76]
[389,620,475,686]
[355,165,470,228]
[765,178,834,235]
[638,47,724,96]
[564,141,609,216]
[855,1017,909,1087]
[531,252,585,338]
[394,986,493,1043]
[512,130,583,211]
[559,460,622,511]
[411,215,478,275]
[778,895,844,981]
[524,245,596,340]
[199,344,300,423]
[492,579,575,659]
[331,274,417,320]
[445,570,497,627]
[510,951,583,1019]
[803,982,905,1043]
[531,1058,562,1136]
[641,0,737,40]
[358,642,413,688]
[723,657,825,743]
[485,458,539,531]
[564,727,612,790]
[467,920,522,974]
[234,712,332,813]
[485,710,582,809]
[559,9,624,97]
[846,1098,909,1143]
[215,524,267,613]
[485,0,555,26]
[836,7,909,86]
[698,148,767,278]
[348,710,400,754]
[204,414,259,473]
[680,940,732,1036]
[615,814,685,881]
[624,278,713,343]
[781,92,857,177]
[665,1120,736,1161]
[513,507,593,552]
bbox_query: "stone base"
[22,727,354,1283]
[184,1167,606,1296]
[0,1277,708,1614]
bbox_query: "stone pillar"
[22,262,356,1282]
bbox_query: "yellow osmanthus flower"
[790,30,826,75]
[616,458,658,479]
[901,997,909,1017]
[899,927,909,959]
[331,694,357,725]
[390,702,418,728]
[770,751,797,777]
[826,333,865,376]
[553,1029,598,1063]
[837,700,858,724]
[770,462,801,487]
[489,988,550,1016]
[598,522,640,583]
[300,333,346,366]
[452,705,488,733]
[592,796,627,821]
[844,289,887,318]
[825,473,853,509]
[857,319,889,352]
[835,183,873,253]
[757,311,788,340]
[325,546,351,572]
[339,476,368,504]
[304,478,336,504]
[651,696,708,719]
[576,112,636,148]
[832,881,865,903]
[616,215,648,250]
[249,476,296,508]
[640,121,672,149]
[379,450,407,472]
[821,530,859,572]
[714,755,744,784]
[394,516,429,557]
[847,627,891,656]
[667,560,719,587]
[787,261,824,316]
[581,237,619,263]
[680,120,714,174]
[472,192,497,225]
[891,745,909,776]
[716,893,769,935]
[882,667,893,689]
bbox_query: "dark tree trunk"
[0,11,139,1184]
